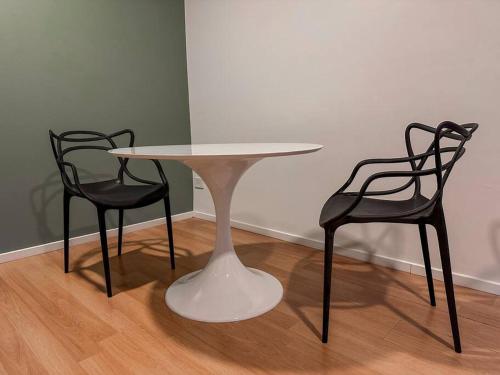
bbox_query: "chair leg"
[164,197,175,269]
[435,213,461,353]
[63,191,71,273]
[97,208,113,298]
[418,223,436,306]
[118,209,124,256]
[322,227,335,343]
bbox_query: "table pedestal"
[165,158,283,322]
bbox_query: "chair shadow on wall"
[486,219,500,284]
[66,222,499,373]
[29,170,118,243]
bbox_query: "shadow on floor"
[73,236,500,373]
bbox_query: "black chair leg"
[164,197,175,269]
[63,191,71,273]
[97,208,113,298]
[435,213,461,353]
[418,223,436,306]
[118,209,124,256]
[322,227,335,343]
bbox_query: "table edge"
[108,144,323,160]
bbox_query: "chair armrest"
[358,169,436,196]
[122,159,169,190]
[59,161,87,197]
[330,165,449,221]
[337,148,455,194]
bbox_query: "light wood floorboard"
[0,218,498,374]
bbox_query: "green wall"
[0,0,192,253]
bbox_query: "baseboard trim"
[193,211,500,295]
[3,210,498,295]
[0,211,194,265]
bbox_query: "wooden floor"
[0,218,498,374]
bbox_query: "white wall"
[185,0,500,293]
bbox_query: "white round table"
[109,143,322,322]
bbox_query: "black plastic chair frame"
[49,129,176,297]
[319,121,478,353]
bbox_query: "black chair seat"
[320,193,433,226]
[78,180,167,208]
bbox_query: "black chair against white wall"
[49,129,175,297]
[319,121,478,353]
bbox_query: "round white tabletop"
[109,143,322,160]
[109,143,323,322]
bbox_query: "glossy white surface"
[109,144,322,322]
[109,143,322,160]
[165,157,283,322]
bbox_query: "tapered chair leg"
[97,208,113,298]
[63,191,71,273]
[118,209,124,256]
[435,213,461,353]
[418,223,436,306]
[164,197,175,269]
[322,227,335,343]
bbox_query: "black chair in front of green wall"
[319,121,478,353]
[49,129,175,297]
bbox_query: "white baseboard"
[193,211,500,296]
[0,211,194,265]
[3,209,498,295]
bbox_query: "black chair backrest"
[49,129,134,190]
[404,121,478,201]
